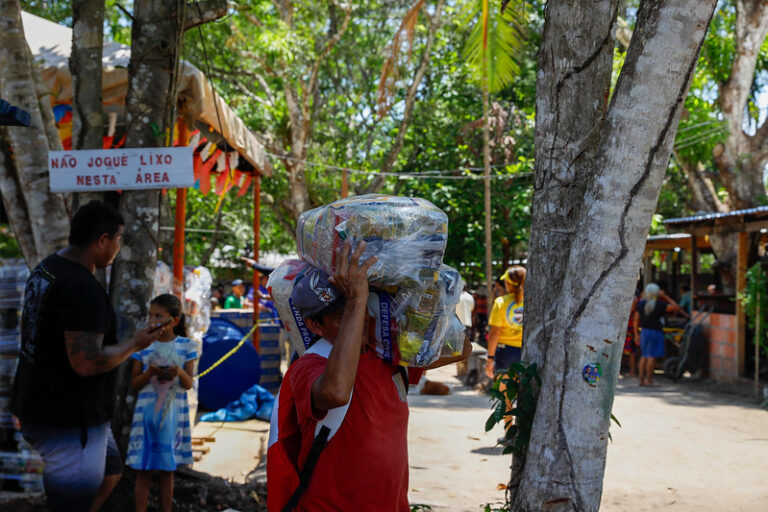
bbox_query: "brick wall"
[703,311,738,382]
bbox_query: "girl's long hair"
[151,294,188,337]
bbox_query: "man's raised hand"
[329,241,376,301]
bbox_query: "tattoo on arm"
[65,331,108,376]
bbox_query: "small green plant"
[482,502,510,512]
[410,505,433,512]
[485,361,541,457]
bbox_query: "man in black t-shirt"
[10,201,160,511]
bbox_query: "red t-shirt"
[285,350,410,511]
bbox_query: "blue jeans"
[21,422,110,512]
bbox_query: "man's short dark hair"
[68,201,124,247]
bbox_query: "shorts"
[105,429,123,476]
[640,329,665,358]
[21,421,111,511]
[494,344,522,374]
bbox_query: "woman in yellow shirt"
[485,265,525,379]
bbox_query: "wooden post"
[690,234,698,312]
[736,231,748,376]
[172,121,189,298]
[755,292,761,399]
[252,174,261,351]
[341,169,349,198]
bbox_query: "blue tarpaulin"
[199,383,276,422]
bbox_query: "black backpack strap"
[281,425,331,512]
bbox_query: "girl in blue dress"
[126,294,198,512]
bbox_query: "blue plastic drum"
[198,318,262,411]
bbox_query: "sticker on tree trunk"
[582,363,602,386]
[48,147,194,192]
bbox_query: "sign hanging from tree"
[48,147,194,192]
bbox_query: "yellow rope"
[197,319,280,379]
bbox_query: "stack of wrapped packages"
[267,194,466,367]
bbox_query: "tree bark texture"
[514,2,717,510]
[71,0,104,152]
[70,0,106,213]
[0,128,38,264]
[523,0,617,369]
[109,0,185,448]
[0,0,70,267]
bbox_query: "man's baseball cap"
[231,279,244,287]
[290,268,345,319]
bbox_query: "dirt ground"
[190,363,768,512]
[8,363,764,511]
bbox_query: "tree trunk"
[685,1,768,292]
[513,2,717,510]
[0,128,38,264]
[0,0,71,267]
[482,85,493,302]
[109,0,227,450]
[70,0,106,212]
[109,0,185,449]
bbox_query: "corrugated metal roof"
[664,206,768,225]
[646,233,691,241]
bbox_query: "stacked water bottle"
[0,262,43,493]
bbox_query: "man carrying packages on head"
[267,241,413,511]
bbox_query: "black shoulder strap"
[281,425,331,512]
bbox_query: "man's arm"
[311,242,376,412]
[485,325,501,379]
[424,335,471,370]
[65,327,158,377]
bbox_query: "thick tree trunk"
[0,128,38,264]
[109,0,227,450]
[523,0,617,369]
[0,0,70,266]
[514,2,717,510]
[109,0,184,449]
[70,0,106,211]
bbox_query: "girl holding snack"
[126,294,197,512]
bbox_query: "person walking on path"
[485,266,526,379]
[127,294,198,512]
[267,241,468,511]
[633,283,688,387]
[10,201,160,511]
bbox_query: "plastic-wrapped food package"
[296,195,448,289]
[394,264,464,367]
[266,259,315,355]
[184,266,212,343]
[153,261,173,297]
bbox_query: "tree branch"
[184,0,228,30]
[301,2,352,129]
[719,0,768,148]
[362,0,444,194]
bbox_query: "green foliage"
[410,505,433,512]
[482,503,510,512]
[462,0,528,93]
[164,188,294,274]
[180,1,542,283]
[485,361,540,458]
[738,263,768,359]
[0,226,23,259]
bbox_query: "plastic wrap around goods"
[152,262,212,343]
[268,259,466,367]
[394,264,465,367]
[296,195,448,289]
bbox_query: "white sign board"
[48,147,194,192]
